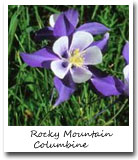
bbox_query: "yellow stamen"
[73,48,80,55]
[69,49,84,67]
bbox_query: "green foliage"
[8,5,129,126]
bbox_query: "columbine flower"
[20,8,110,106]
[90,42,129,97]
[21,31,103,106]
[51,31,102,83]
[34,9,110,52]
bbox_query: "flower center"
[69,49,84,67]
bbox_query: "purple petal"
[20,48,59,68]
[89,66,124,96]
[53,14,75,37]
[64,9,79,27]
[53,74,76,106]
[90,32,109,52]
[34,27,55,41]
[113,77,125,95]
[77,22,110,35]
[91,76,122,96]
[122,42,129,64]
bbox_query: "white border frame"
[4,0,133,152]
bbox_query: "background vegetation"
[8,5,129,126]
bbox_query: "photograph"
[8,5,129,126]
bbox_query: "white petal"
[83,46,102,65]
[51,60,70,79]
[69,31,93,52]
[123,64,129,84]
[70,67,92,83]
[49,14,59,27]
[53,36,69,58]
